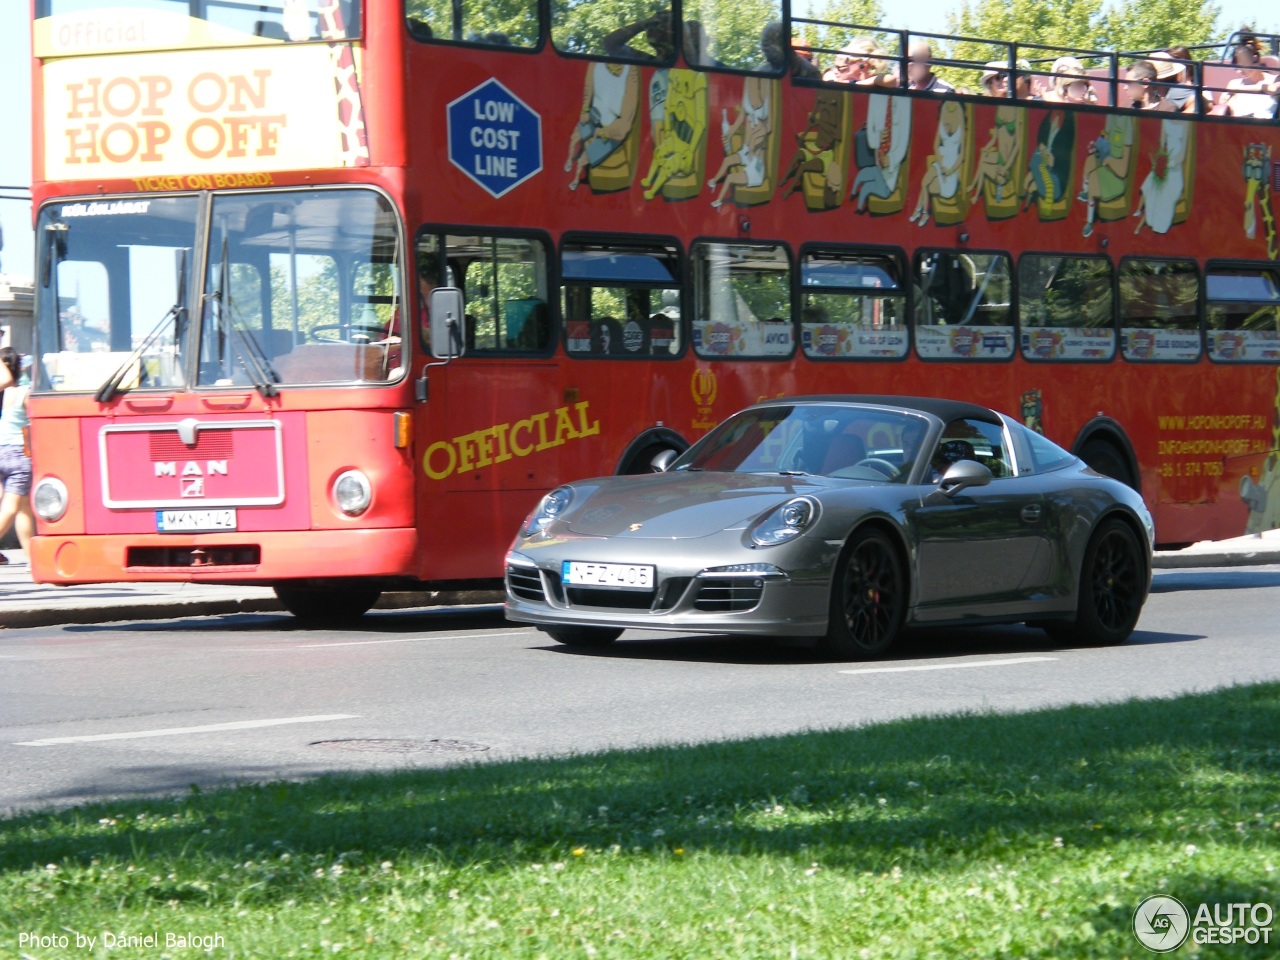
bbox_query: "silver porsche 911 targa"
[505,396,1154,659]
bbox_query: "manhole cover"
[310,738,489,755]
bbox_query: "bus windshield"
[34,0,358,50]
[34,188,405,394]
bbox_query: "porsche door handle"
[1020,504,1043,523]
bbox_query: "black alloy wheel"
[821,528,906,660]
[1046,518,1145,645]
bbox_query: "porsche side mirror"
[650,449,678,473]
[937,460,992,497]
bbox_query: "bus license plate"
[156,509,238,533]
[562,561,654,590]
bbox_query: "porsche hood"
[560,471,821,540]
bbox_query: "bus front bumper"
[29,528,420,586]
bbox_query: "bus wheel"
[542,625,623,647]
[273,584,382,622]
[1079,439,1136,490]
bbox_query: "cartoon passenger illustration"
[1020,388,1044,435]
[565,62,641,191]
[1133,119,1190,235]
[779,89,846,210]
[909,100,965,226]
[641,68,707,200]
[851,92,911,213]
[1078,113,1135,238]
[968,101,1024,215]
[1243,143,1277,256]
[707,74,773,208]
[1021,109,1075,217]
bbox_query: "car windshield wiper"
[95,248,189,403]
[775,470,810,477]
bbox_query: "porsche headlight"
[333,470,372,516]
[33,477,69,522]
[524,486,574,536]
[749,497,819,547]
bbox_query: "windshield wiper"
[212,237,278,398]
[95,249,189,403]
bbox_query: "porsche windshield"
[33,189,404,394]
[676,405,930,482]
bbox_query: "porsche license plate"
[562,561,655,590]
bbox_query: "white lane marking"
[839,656,1058,676]
[15,714,359,746]
[295,631,530,649]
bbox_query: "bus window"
[406,0,538,47]
[913,251,1013,360]
[552,0,676,61]
[800,250,908,360]
[680,0,783,70]
[561,240,680,357]
[427,234,550,353]
[692,241,792,359]
[35,194,199,394]
[1118,258,1200,362]
[34,0,352,48]
[1206,265,1280,363]
[199,189,404,387]
[1018,254,1115,362]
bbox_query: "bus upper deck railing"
[789,19,1278,120]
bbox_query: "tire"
[1045,519,1145,646]
[543,625,623,647]
[273,584,382,622]
[820,528,907,660]
[1079,438,1136,491]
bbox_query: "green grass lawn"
[2,684,1278,959]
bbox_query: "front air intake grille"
[506,565,546,603]
[653,577,693,611]
[127,545,260,568]
[565,587,655,610]
[693,578,764,612]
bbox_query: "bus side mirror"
[428,287,466,360]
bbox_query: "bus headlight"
[33,477,69,522]
[333,470,372,516]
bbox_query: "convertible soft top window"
[676,403,931,482]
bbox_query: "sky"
[0,0,1270,280]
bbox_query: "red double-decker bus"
[25,0,1280,618]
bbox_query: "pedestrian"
[0,347,34,564]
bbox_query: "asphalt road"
[3,565,1280,814]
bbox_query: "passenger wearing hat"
[1045,56,1095,103]
[981,58,1036,99]
[824,37,898,86]
[1148,51,1192,112]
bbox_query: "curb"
[0,590,506,630]
[0,596,285,630]
[1152,548,1280,569]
